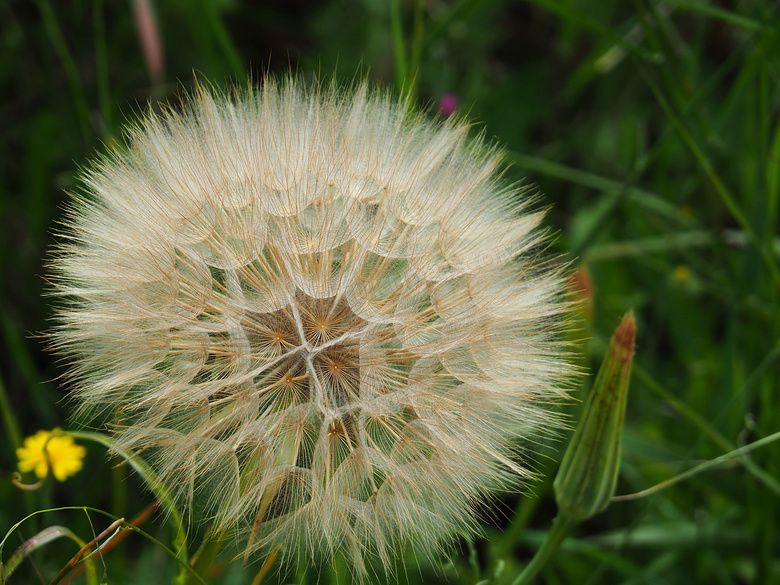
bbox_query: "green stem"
[389,0,408,94]
[407,0,424,101]
[183,530,226,585]
[498,490,542,558]
[65,430,189,574]
[32,0,92,145]
[197,0,244,80]
[510,513,579,585]
[0,370,37,522]
[0,369,22,451]
[633,361,780,497]
[613,429,780,502]
[93,0,112,139]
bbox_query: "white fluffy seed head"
[50,78,572,577]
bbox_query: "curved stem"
[183,528,227,585]
[510,513,579,585]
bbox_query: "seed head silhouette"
[51,79,571,576]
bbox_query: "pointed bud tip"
[567,266,594,300]
[613,311,635,356]
[566,266,594,325]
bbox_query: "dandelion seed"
[50,78,572,576]
[17,428,86,482]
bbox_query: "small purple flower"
[437,93,458,118]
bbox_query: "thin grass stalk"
[31,0,92,145]
[389,0,408,93]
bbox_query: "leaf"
[1,525,98,585]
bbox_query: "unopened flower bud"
[553,311,635,520]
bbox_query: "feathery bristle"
[50,78,572,577]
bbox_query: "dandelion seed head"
[51,78,572,576]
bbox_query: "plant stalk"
[510,513,579,585]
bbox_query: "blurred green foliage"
[1,0,779,583]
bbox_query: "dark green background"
[1,1,778,583]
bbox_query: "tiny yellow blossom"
[16,428,86,482]
[674,265,691,283]
[678,206,695,223]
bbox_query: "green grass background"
[1,0,779,583]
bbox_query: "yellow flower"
[674,264,691,283]
[17,428,86,482]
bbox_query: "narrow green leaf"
[64,431,188,567]
[1,525,97,585]
[31,0,92,145]
[0,507,207,585]
[390,0,408,93]
[665,0,766,31]
[505,152,681,221]
[613,430,780,502]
